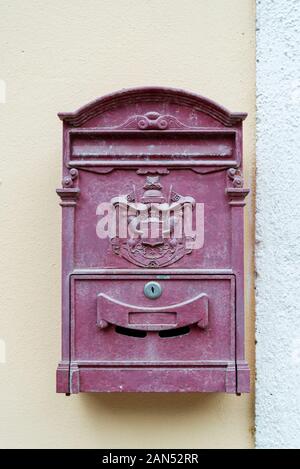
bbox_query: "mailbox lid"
[70,274,236,364]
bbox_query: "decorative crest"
[108,176,196,268]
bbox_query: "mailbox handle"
[97,292,208,331]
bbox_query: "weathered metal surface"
[56,86,249,394]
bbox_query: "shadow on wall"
[80,392,220,419]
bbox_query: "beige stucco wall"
[0,0,255,448]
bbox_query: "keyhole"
[143,281,162,299]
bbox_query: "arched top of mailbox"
[58,87,247,128]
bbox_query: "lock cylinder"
[143,281,162,299]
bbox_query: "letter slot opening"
[159,326,191,338]
[115,326,147,338]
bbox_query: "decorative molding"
[226,168,249,206]
[68,164,229,176]
[236,362,250,394]
[56,188,80,207]
[190,166,229,174]
[62,168,78,188]
[56,362,70,394]
[71,268,234,275]
[137,167,228,175]
[70,363,80,394]
[69,160,238,172]
[72,167,114,175]
[227,167,244,188]
[57,169,80,206]
[136,167,170,175]
[225,364,237,393]
[117,111,189,130]
[58,87,247,127]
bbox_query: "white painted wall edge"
[256,0,300,449]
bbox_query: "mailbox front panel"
[56,87,250,394]
[72,275,234,361]
[75,170,231,269]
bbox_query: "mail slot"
[56,87,250,394]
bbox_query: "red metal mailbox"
[56,87,250,394]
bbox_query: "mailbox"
[56,87,250,394]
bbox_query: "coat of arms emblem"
[109,176,196,268]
